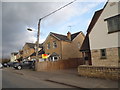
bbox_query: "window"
[78,42,81,49]
[100,49,107,59]
[47,42,50,49]
[105,14,120,33]
[53,41,57,48]
[53,56,58,61]
[118,48,120,60]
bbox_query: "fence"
[35,58,84,71]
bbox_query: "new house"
[22,42,43,60]
[80,1,120,67]
[43,31,85,61]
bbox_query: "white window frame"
[53,41,57,48]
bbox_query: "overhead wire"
[40,0,77,20]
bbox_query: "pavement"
[3,67,119,89]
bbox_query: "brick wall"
[78,65,120,80]
[91,47,119,67]
[35,58,84,71]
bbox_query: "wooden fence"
[35,58,84,71]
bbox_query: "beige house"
[22,42,43,60]
[10,52,18,62]
[43,31,85,61]
[81,1,120,67]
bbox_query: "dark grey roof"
[71,32,81,41]
[50,31,81,42]
[30,48,45,57]
[11,52,18,55]
[26,43,43,49]
[50,52,59,57]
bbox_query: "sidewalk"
[5,68,119,88]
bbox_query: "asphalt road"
[2,69,73,88]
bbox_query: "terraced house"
[43,31,85,61]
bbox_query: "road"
[2,68,74,88]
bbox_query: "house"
[43,31,85,61]
[10,52,18,62]
[80,1,120,67]
[22,42,43,60]
[80,9,103,65]
[30,48,45,60]
[16,50,23,62]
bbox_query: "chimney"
[67,31,71,40]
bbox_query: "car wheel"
[17,66,22,70]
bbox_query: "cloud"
[2,2,69,58]
[2,1,105,58]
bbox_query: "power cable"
[40,0,77,20]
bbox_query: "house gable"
[89,1,120,50]
[72,31,85,41]
[80,9,103,51]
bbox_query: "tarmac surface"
[2,67,119,89]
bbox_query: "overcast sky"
[1,0,107,58]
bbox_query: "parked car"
[13,61,35,70]
[7,62,18,67]
[2,63,8,67]
[0,63,3,68]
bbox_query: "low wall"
[35,58,83,71]
[78,65,120,80]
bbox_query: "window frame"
[47,42,50,49]
[78,42,81,49]
[53,41,57,48]
[118,47,120,61]
[104,14,120,34]
[100,49,107,59]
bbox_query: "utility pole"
[36,19,41,61]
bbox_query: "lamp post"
[36,19,41,61]
[27,19,42,62]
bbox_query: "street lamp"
[27,19,41,62]
[27,28,33,31]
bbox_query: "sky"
[1,0,108,58]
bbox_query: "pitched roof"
[87,9,103,34]
[30,49,45,57]
[80,9,103,51]
[51,32,70,42]
[80,35,90,51]
[50,31,82,42]
[11,52,18,55]
[71,32,82,40]
[50,52,59,57]
[25,43,43,49]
